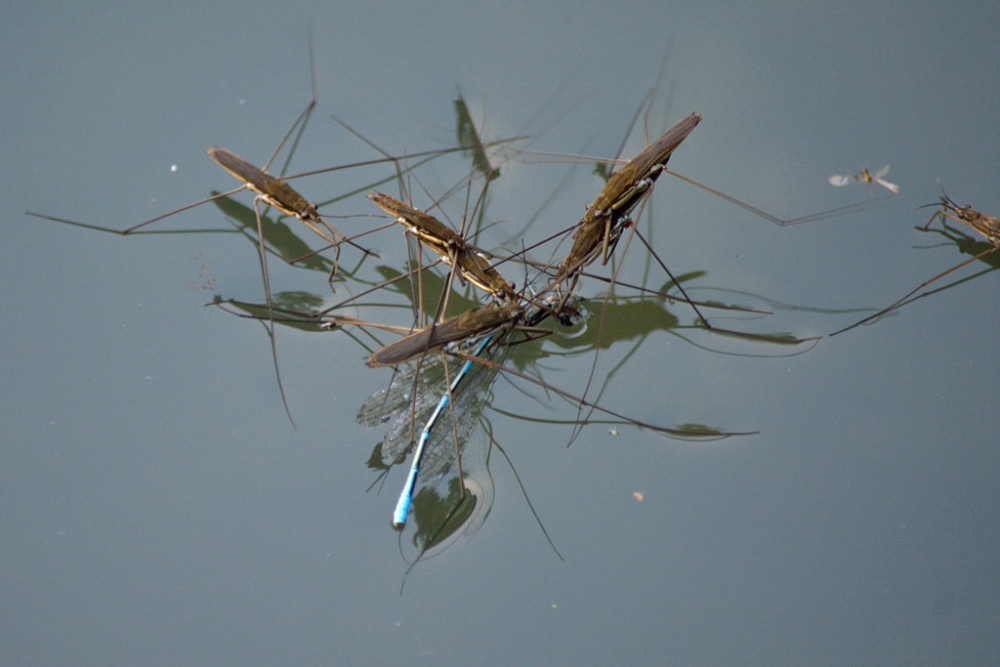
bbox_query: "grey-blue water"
[4,2,998,664]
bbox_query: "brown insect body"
[366,190,516,299]
[557,113,702,281]
[367,302,523,367]
[206,147,342,246]
[928,194,1000,247]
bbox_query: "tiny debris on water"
[633,491,644,502]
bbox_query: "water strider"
[830,191,999,335]
[366,191,518,300]
[544,113,714,335]
[526,114,880,337]
[205,146,374,274]
[367,302,525,368]
[924,193,1000,246]
[556,113,702,283]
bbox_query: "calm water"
[4,2,999,664]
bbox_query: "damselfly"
[390,326,513,528]
[385,294,567,528]
[358,330,510,557]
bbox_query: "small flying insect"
[828,165,899,195]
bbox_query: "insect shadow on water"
[454,88,503,184]
[829,189,999,336]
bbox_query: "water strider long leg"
[830,193,999,335]
[26,36,505,426]
[29,32,329,425]
[215,85,772,548]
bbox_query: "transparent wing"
[828,173,859,187]
[871,165,891,179]
[360,330,513,473]
[870,165,899,194]
[409,356,504,483]
[874,177,900,194]
[357,358,448,428]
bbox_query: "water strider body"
[367,302,524,368]
[207,146,361,263]
[366,190,517,300]
[925,193,1000,245]
[556,113,702,283]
